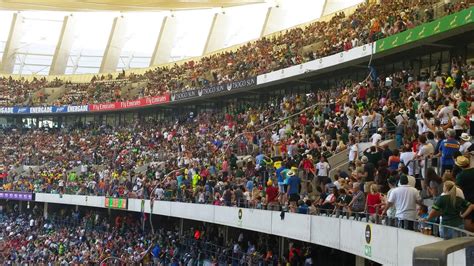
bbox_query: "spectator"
[423,181,471,239]
[383,175,422,229]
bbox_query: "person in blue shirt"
[152,243,161,265]
[246,178,254,192]
[438,129,460,175]
[297,200,309,214]
[287,170,301,204]
[275,162,286,193]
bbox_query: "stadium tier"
[0,0,474,265]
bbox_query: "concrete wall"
[33,193,466,265]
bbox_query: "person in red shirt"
[265,179,279,211]
[365,183,383,218]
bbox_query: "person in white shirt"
[348,137,359,165]
[383,175,422,229]
[437,100,453,125]
[316,156,331,193]
[415,135,434,179]
[400,147,416,176]
[459,133,472,154]
[370,128,383,146]
[395,109,408,125]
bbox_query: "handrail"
[413,237,474,266]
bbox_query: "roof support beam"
[49,15,75,75]
[149,15,179,66]
[100,15,128,73]
[260,5,286,36]
[0,12,24,74]
[202,12,230,54]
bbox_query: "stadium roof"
[0,0,265,11]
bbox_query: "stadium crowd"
[0,0,472,242]
[0,0,469,106]
[1,55,474,238]
[0,208,319,265]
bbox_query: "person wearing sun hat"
[286,170,301,204]
[455,155,474,231]
[459,133,472,154]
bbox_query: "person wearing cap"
[286,170,301,205]
[459,133,472,154]
[265,179,279,211]
[438,129,460,175]
[383,175,422,230]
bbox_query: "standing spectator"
[423,181,471,239]
[455,156,474,231]
[383,175,422,229]
[287,170,300,205]
[365,184,383,221]
[348,182,365,216]
[315,156,330,193]
[438,129,460,175]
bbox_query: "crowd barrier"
[28,193,468,265]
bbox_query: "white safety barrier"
[34,193,466,265]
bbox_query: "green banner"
[105,197,127,209]
[376,7,473,53]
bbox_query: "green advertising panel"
[376,7,473,53]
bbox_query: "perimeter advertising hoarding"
[376,7,473,53]
[0,191,34,201]
[171,77,257,101]
[105,197,128,209]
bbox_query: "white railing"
[33,193,467,266]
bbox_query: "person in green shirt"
[457,95,469,117]
[423,181,471,239]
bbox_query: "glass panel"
[16,11,65,55]
[219,4,268,48]
[322,0,364,16]
[67,12,117,74]
[268,0,326,32]
[118,12,165,70]
[170,9,214,61]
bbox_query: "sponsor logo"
[120,100,141,109]
[172,90,198,101]
[145,95,169,105]
[30,106,53,113]
[200,85,225,96]
[66,105,88,112]
[0,107,14,114]
[405,31,413,41]
[171,94,176,101]
[365,224,372,244]
[17,107,29,113]
[56,106,68,112]
[227,77,257,91]
[227,83,232,91]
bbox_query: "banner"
[0,105,89,114]
[376,7,473,53]
[0,191,34,201]
[171,77,257,101]
[105,197,128,209]
[89,94,170,112]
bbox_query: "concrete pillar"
[149,15,179,66]
[355,255,365,266]
[43,202,48,219]
[180,218,184,236]
[49,15,75,75]
[99,16,128,73]
[203,12,229,54]
[0,13,25,74]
